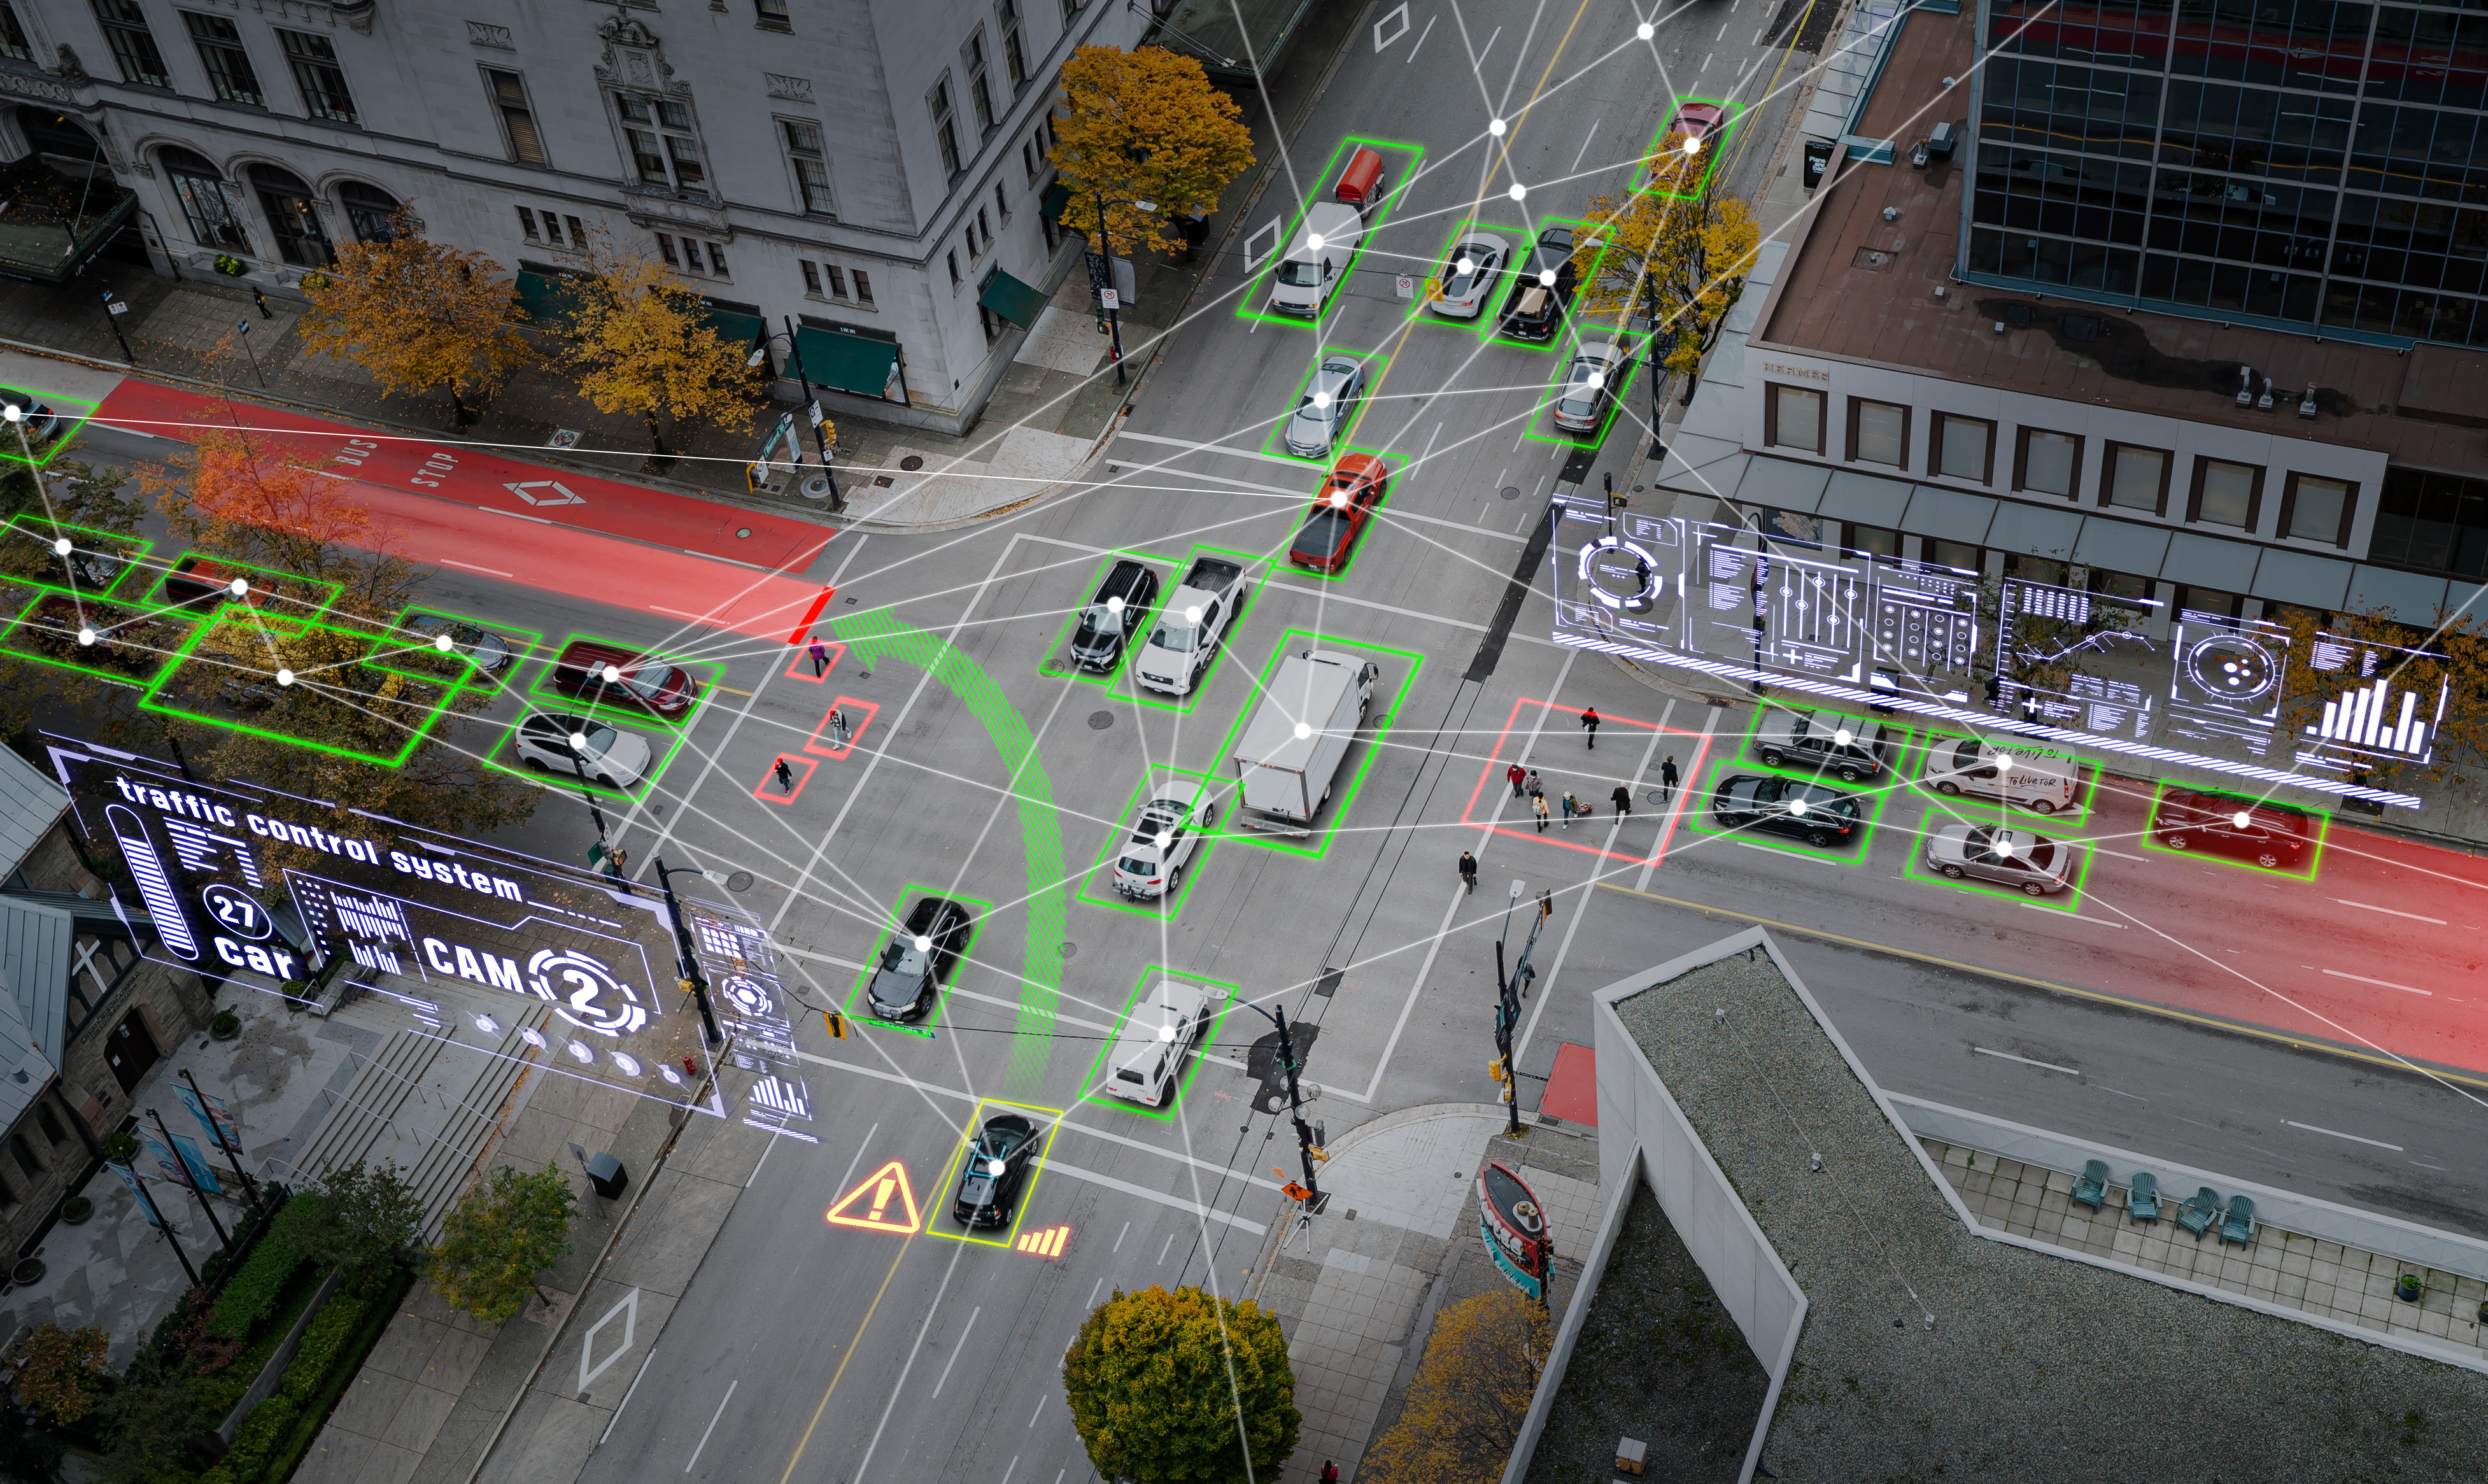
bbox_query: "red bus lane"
[94,379,834,571]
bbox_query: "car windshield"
[621,665,679,699]
[1149,623,1198,653]
[877,941,921,974]
[1278,258,1321,286]
[1558,363,1602,414]
[1119,856,1157,876]
[959,1175,995,1205]
[1073,605,1115,643]
[1446,249,1490,293]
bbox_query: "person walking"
[1560,791,1579,828]
[1458,851,1478,894]
[1660,754,1680,803]
[809,639,831,677]
[1525,768,1544,799]
[1320,1464,1340,1484]
[1581,707,1601,749]
[1532,793,1550,832]
[774,758,796,793]
[1612,782,1632,817]
[826,706,850,749]
[1506,760,1526,798]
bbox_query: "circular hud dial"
[2183,633,2279,704]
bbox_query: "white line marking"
[1113,428,1318,470]
[2335,898,2446,925]
[1406,13,1436,62]
[1112,1220,1129,1252]
[1158,1231,1176,1263]
[478,506,556,525]
[439,558,514,577]
[600,1345,658,1446]
[2023,901,2124,926]
[1029,1394,1047,1426]
[1373,1,1409,50]
[684,1379,735,1473]
[691,549,770,571]
[2321,967,2431,996]
[1571,118,1601,173]
[1734,838,1839,860]
[1475,24,1502,66]
[2286,1119,2405,1151]
[1085,1276,1105,1310]
[1972,1046,2080,1076]
[1700,51,1713,70]
[929,1306,980,1399]
[1040,1155,1266,1234]
[1717,18,1729,37]
[2086,844,2147,861]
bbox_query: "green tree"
[2264,602,2488,789]
[0,1404,65,1484]
[291,1160,426,1271]
[1574,129,1761,384]
[1050,46,1255,258]
[557,230,757,455]
[2,1324,110,1426]
[0,453,152,742]
[426,1164,577,1326]
[91,1353,218,1484]
[1062,1285,1297,1483]
[1360,1290,1549,1484]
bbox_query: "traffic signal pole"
[653,857,723,1048]
[1273,1005,1327,1213]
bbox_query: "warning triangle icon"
[826,1159,922,1235]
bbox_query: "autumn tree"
[0,453,155,739]
[1574,128,1762,384]
[290,1159,427,1271]
[1361,1289,1550,1484]
[3,1323,110,1427]
[427,1163,577,1326]
[1050,46,1254,260]
[558,229,757,455]
[297,211,532,428]
[1063,1285,1298,1483]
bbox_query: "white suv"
[1112,781,1219,899]
[1923,736,2078,814]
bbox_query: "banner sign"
[142,1131,220,1194]
[177,1084,241,1155]
[47,735,721,1115]
[1476,1161,1549,1301]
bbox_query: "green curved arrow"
[831,606,1063,1094]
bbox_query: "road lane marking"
[1407,13,1437,61]
[2086,844,2147,861]
[686,1378,736,1473]
[478,506,556,525]
[929,1306,980,1399]
[440,558,514,577]
[1113,1220,1129,1252]
[2284,1119,2405,1151]
[1973,1046,2080,1076]
[1040,1155,1267,1234]
[600,1345,658,1446]
[2321,967,2431,996]
[2336,898,2447,925]
[2025,902,2125,926]
[1734,839,1837,861]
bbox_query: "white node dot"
[229,577,250,596]
[569,732,590,749]
[1184,605,1203,623]
[1311,391,1332,408]
[1293,722,1313,740]
[913,935,933,952]
[1455,257,1476,276]
[1105,595,1125,612]
[1488,118,1508,137]
[1832,728,1855,746]
[276,668,294,686]
[1508,183,1528,201]
[1637,20,1655,38]
[2232,810,2252,828]
[1330,490,1350,508]
[52,538,70,556]
[0,406,17,422]
[76,628,95,647]
[602,664,622,683]
[1684,137,1703,155]
[1587,372,1606,390]
[1158,1023,1178,1042]
[1995,837,2018,858]
[434,633,453,651]
[1788,798,1809,815]
[1539,269,1558,286]
[1307,233,1326,250]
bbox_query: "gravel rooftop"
[1608,945,2488,1480]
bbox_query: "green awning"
[1041,181,1072,220]
[977,270,1048,330]
[514,269,585,326]
[702,304,767,348]
[794,325,901,400]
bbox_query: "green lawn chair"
[2177,1186,2221,1240]
[2126,1171,2161,1224]
[2219,1194,2258,1248]
[2071,1159,2110,1212]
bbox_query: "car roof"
[1332,453,1385,479]
[1101,558,1151,594]
[1452,233,1509,255]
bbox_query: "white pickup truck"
[1098,974,1222,1106]
[1134,556,1250,696]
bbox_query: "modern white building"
[0,0,1156,432]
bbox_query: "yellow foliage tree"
[558,229,758,455]
[1360,1289,1550,1484]
[1063,1285,1299,1483]
[2264,603,2488,789]
[1050,45,1255,258]
[297,211,532,428]
[1574,129,1762,384]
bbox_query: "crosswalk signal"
[676,977,698,998]
[1488,1059,1509,1085]
[824,1010,849,1040]
[1308,1145,1329,1165]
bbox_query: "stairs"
[406,1011,548,1236]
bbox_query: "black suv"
[1068,559,1161,672]
[1755,709,1894,782]
[864,896,975,1021]
[953,1113,1039,1227]
[1498,227,1578,342]
[2152,788,2315,870]
[1712,774,1863,848]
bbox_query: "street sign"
[108,301,129,316]
[1476,1161,1550,1301]
[1100,289,1120,311]
[546,428,582,449]
[1396,275,1415,299]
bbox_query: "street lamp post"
[149,1107,231,1252]
[233,320,265,387]
[653,858,724,1048]
[747,323,844,511]
[1091,192,1156,388]
[1236,1000,1325,1213]
[180,1067,262,1213]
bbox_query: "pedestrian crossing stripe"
[1015,1223,1071,1259]
[826,1159,921,1235]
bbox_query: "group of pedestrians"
[1499,725,1682,835]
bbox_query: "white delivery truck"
[1134,556,1250,696]
[1267,202,1362,316]
[1099,974,1221,1107]
[1230,649,1380,835]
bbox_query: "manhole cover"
[873,475,894,487]
[724,871,754,893]
[1087,710,1114,730]
[735,527,752,539]
[899,455,925,472]
[1501,486,1521,501]
[1647,788,1667,805]
[1061,941,1078,958]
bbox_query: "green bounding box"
[1401,217,1530,327]
[1478,215,1607,353]
[0,516,162,604]
[1525,330,1650,451]
[2,589,195,687]
[840,883,997,1039]
[1681,753,1891,866]
[0,386,101,472]
[483,713,692,805]
[1206,629,1424,862]
[1233,137,1426,329]
[141,551,343,618]
[1105,545,1271,716]
[1629,96,1747,199]
[1283,449,1408,585]
[1075,969,1243,1121]
[1261,348,1390,463]
[1907,725,2096,819]
[1077,765,1222,920]
[1898,800,2093,913]
[139,607,482,767]
[2138,778,2331,882]
[388,605,548,682]
[520,631,724,732]
[1037,549,1179,686]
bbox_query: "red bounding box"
[785,640,847,683]
[1459,697,1710,868]
[754,753,819,805]
[802,696,877,758]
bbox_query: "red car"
[1288,455,1388,573]
[1670,102,1727,148]
[164,557,258,606]
[553,639,699,719]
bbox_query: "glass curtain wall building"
[1968,0,2488,346]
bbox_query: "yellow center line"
[776,1236,916,1484]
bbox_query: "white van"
[1923,737,2079,814]
[1100,975,1220,1107]
[1268,202,1361,316]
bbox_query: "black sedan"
[406,613,514,674]
[865,895,975,1021]
[1711,774,1863,847]
[952,1112,1039,1227]
[0,391,60,449]
[1068,559,1161,672]
[1498,227,1577,341]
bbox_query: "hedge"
[276,1298,368,1408]
[252,1265,416,1484]
[206,1239,303,1339]
[223,1396,296,1481]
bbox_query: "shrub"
[197,1469,237,1484]
[276,1298,367,1408]
[210,1010,241,1038]
[213,255,245,277]
[223,1396,296,1482]
[3,1322,110,1424]
[289,1162,423,1273]
[205,1236,302,1340]
[427,1164,576,1325]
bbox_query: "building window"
[9,1134,38,1180]
[252,164,334,267]
[339,182,400,243]
[947,249,962,287]
[828,264,851,298]
[278,29,356,123]
[486,69,549,165]
[1931,412,1993,484]
[999,0,1029,92]
[800,259,821,294]
[784,120,835,215]
[518,205,541,241]
[618,95,708,194]
[162,146,250,251]
[2172,584,2243,618]
[0,3,34,64]
[2102,442,2170,514]
[2189,458,2262,530]
[1847,397,1909,468]
[32,1103,64,1149]
[541,210,567,246]
[979,300,1005,342]
[755,0,791,26]
[2014,427,2081,498]
[707,241,729,276]
[854,269,873,304]
[1765,384,1823,453]
[1844,522,1900,558]
[978,207,993,248]
[994,182,1009,221]
[1023,139,1041,183]
[1927,537,1983,572]
[183,11,264,106]
[966,32,997,137]
[931,76,963,180]
[94,0,171,87]
[2280,473,2355,548]
[656,232,678,267]
[1062,0,1081,22]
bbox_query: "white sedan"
[514,711,653,789]
[1430,234,1511,318]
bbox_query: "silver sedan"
[1924,823,2074,896]
[1284,356,1368,458]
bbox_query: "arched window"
[17,108,103,164]
[160,147,249,251]
[337,181,400,244]
[250,163,333,267]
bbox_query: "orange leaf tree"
[1360,1289,1550,1484]
[297,211,532,428]
[1575,129,1761,384]
[1050,46,1254,258]
[557,230,757,455]
[3,1322,110,1425]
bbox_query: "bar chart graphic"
[2307,675,2438,759]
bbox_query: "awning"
[1041,182,1072,220]
[977,270,1048,330]
[702,304,767,349]
[514,269,586,327]
[795,325,901,400]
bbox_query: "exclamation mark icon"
[869,1175,895,1225]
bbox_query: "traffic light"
[823,1010,848,1040]
[1488,1059,1509,1085]
[1308,1145,1329,1165]
[676,977,698,999]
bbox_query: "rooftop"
[1751,5,2488,477]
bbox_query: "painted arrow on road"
[505,479,586,507]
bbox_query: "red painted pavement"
[1539,1042,1597,1126]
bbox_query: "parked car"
[1113,781,1219,900]
[406,613,514,674]
[1285,357,1369,458]
[0,391,60,448]
[1922,736,2077,813]
[552,639,698,719]
[1429,233,1509,318]
[1925,823,2075,895]
[1550,343,1634,434]
[1100,977,1217,1107]
[1712,774,1863,848]
[1756,709,1895,782]
[952,1112,1040,1227]
[1671,101,1728,146]
[2151,788,2315,870]
[1287,455,1388,573]
[864,895,975,1022]
[513,710,654,788]
[1067,559,1161,672]
[1498,227,1577,341]
[163,557,254,606]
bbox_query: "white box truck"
[1099,974,1222,1107]
[1230,649,1379,835]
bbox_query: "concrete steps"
[406,1011,548,1236]
[286,1026,448,1185]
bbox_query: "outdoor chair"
[2177,1186,2221,1240]
[2219,1194,2258,1249]
[2071,1159,2110,1212]
[2126,1171,2161,1224]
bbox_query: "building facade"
[0,0,1154,432]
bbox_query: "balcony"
[0,153,138,287]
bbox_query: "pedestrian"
[1660,754,1679,802]
[251,286,272,320]
[1321,1464,1340,1484]
[1613,782,1632,816]
[1561,791,1579,828]
[827,706,849,749]
[774,757,796,793]
[1525,768,1544,799]
[1581,707,1601,749]
[1533,793,1550,832]
[1458,851,1478,894]
[1506,760,1526,798]
[809,639,830,677]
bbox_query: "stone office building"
[0,0,1152,433]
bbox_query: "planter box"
[220,1268,343,1443]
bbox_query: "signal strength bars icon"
[1015,1224,1071,1259]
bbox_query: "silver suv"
[1755,709,1893,782]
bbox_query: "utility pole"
[180,1068,262,1213]
[779,316,842,511]
[1493,940,1521,1136]
[1093,192,1127,385]
[1240,1000,1326,1213]
[653,858,724,1047]
[150,1108,230,1252]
